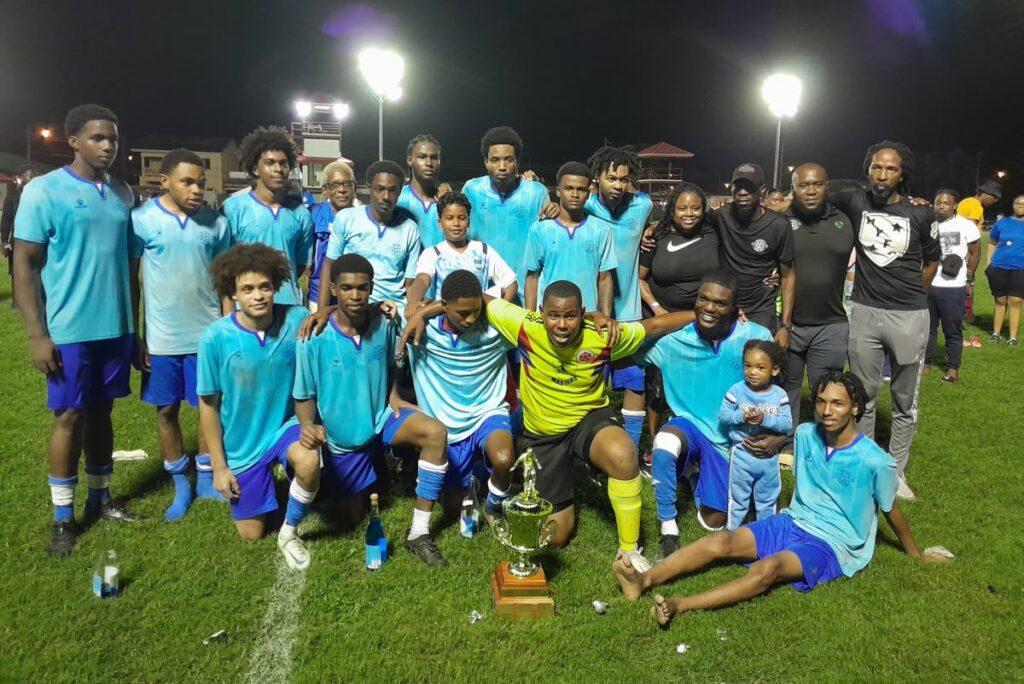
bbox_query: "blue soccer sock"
[283,479,318,529]
[621,409,645,449]
[49,474,78,522]
[485,478,511,514]
[85,463,113,510]
[415,459,448,503]
[163,455,194,522]
[651,431,683,522]
[194,453,225,501]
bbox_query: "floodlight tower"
[761,73,802,189]
[358,48,404,161]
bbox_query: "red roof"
[637,142,694,159]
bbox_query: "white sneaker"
[624,548,652,573]
[896,476,916,501]
[278,530,310,570]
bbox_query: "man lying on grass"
[613,370,948,627]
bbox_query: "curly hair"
[651,181,708,241]
[238,126,297,177]
[743,339,788,378]
[812,370,868,423]
[365,160,405,185]
[437,191,472,218]
[587,145,640,180]
[480,126,523,159]
[210,243,292,298]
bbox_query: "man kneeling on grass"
[198,244,321,570]
[613,370,948,626]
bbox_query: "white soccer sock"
[487,478,510,498]
[660,519,680,536]
[408,508,432,539]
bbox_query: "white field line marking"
[245,559,308,683]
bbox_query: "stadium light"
[39,127,52,139]
[294,100,313,119]
[762,73,802,189]
[359,47,405,160]
[996,170,1007,179]
[332,102,351,120]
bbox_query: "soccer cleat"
[989,333,1001,343]
[46,520,79,557]
[624,547,652,573]
[277,530,311,571]
[658,534,680,561]
[1009,338,1019,347]
[896,476,916,501]
[404,531,449,567]
[85,499,143,523]
[640,451,653,479]
[971,336,982,348]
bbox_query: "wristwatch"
[782,323,794,332]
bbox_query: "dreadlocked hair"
[651,181,708,241]
[407,134,441,158]
[238,126,298,177]
[587,145,640,180]
[863,140,915,194]
[812,370,868,423]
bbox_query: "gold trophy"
[491,449,557,619]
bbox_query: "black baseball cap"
[731,163,765,187]
[978,180,1002,200]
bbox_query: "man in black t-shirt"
[709,163,795,343]
[831,141,940,501]
[782,164,855,436]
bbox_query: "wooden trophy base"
[491,561,555,620]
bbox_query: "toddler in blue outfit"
[719,340,793,529]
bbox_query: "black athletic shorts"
[518,405,622,511]
[986,266,1024,299]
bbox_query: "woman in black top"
[638,182,719,463]
[639,181,719,315]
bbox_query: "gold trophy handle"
[537,519,557,549]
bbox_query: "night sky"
[2,0,1022,195]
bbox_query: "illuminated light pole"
[358,48,404,161]
[761,73,802,190]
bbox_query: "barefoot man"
[613,370,948,626]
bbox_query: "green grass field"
[1,258,1022,683]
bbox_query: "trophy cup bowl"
[492,495,557,577]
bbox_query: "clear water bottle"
[459,476,481,538]
[365,493,387,570]
[92,526,120,599]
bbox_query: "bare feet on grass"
[651,594,677,627]
[613,550,646,600]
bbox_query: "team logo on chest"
[859,212,911,267]
[751,238,769,253]
[512,205,528,220]
[389,243,405,257]
[576,349,596,363]
[583,239,596,254]
[789,218,802,231]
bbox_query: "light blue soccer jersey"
[197,305,307,474]
[14,167,135,345]
[584,192,652,321]
[325,206,421,304]
[397,185,442,249]
[222,191,314,306]
[523,216,617,312]
[785,423,898,577]
[635,321,773,458]
[463,176,550,305]
[293,313,395,454]
[406,313,513,442]
[719,380,793,444]
[130,199,231,355]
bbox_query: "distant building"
[636,142,695,201]
[131,136,246,201]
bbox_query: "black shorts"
[518,406,622,510]
[644,366,668,413]
[986,266,1024,299]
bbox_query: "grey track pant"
[784,320,850,426]
[847,303,929,476]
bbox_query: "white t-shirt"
[932,215,980,288]
[416,239,517,298]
